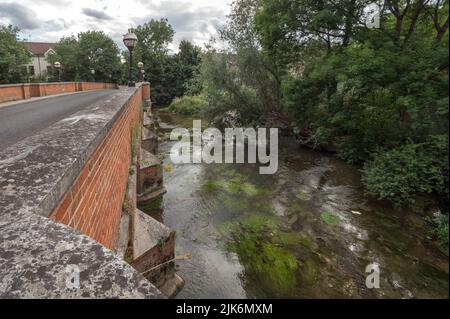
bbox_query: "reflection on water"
[142,111,448,299]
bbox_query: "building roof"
[22,42,56,55]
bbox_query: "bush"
[362,136,449,206]
[428,213,449,248]
[167,95,207,116]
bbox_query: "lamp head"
[123,32,138,50]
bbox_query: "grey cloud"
[135,1,225,48]
[82,8,113,21]
[0,3,40,30]
[44,19,70,30]
[22,0,71,6]
[138,0,224,32]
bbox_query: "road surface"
[0,90,117,151]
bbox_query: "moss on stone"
[140,196,163,212]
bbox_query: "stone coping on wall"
[0,84,164,298]
[0,82,116,88]
[0,82,119,104]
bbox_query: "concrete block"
[143,111,155,129]
[159,274,185,299]
[142,126,158,154]
[138,148,165,205]
[131,209,176,289]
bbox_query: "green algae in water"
[219,214,300,297]
[217,214,278,238]
[296,191,311,201]
[202,180,220,194]
[320,212,340,226]
[201,176,269,197]
[299,260,317,286]
[227,232,298,296]
[278,231,312,249]
[201,177,272,215]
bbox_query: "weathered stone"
[137,148,165,201]
[144,99,152,109]
[131,209,176,290]
[0,210,164,299]
[159,274,185,299]
[143,112,155,129]
[116,213,131,260]
[142,126,158,154]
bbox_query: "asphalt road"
[0,90,117,151]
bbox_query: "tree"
[46,36,79,81]
[198,0,290,129]
[48,31,122,83]
[0,25,31,84]
[130,19,175,106]
[254,0,375,61]
[128,19,203,106]
[133,18,175,55]
[174,40,202,96]
[77,31,121,82]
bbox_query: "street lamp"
[54,61,61,82]
[137,61,144,82]
[123,32,138,87]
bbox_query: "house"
[22,42,56,78]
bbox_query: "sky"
[0,0,231,51]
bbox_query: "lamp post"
[90,69,95,82]
[54,61,61,82]
[137,61,144,82]
[123,32,138,87]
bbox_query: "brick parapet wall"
[49,84,149,249]
[0,82,118,103]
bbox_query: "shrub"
[428,213,449,248]
[167,95,207,116]
[362,136,449,206]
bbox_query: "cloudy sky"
[0,0,231,51]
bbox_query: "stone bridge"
[0,82,181,298]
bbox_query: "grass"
[167,95,207,116]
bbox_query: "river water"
[142,111,448,299]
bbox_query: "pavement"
[0,89,117,151]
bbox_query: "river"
[141,111,448,299]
